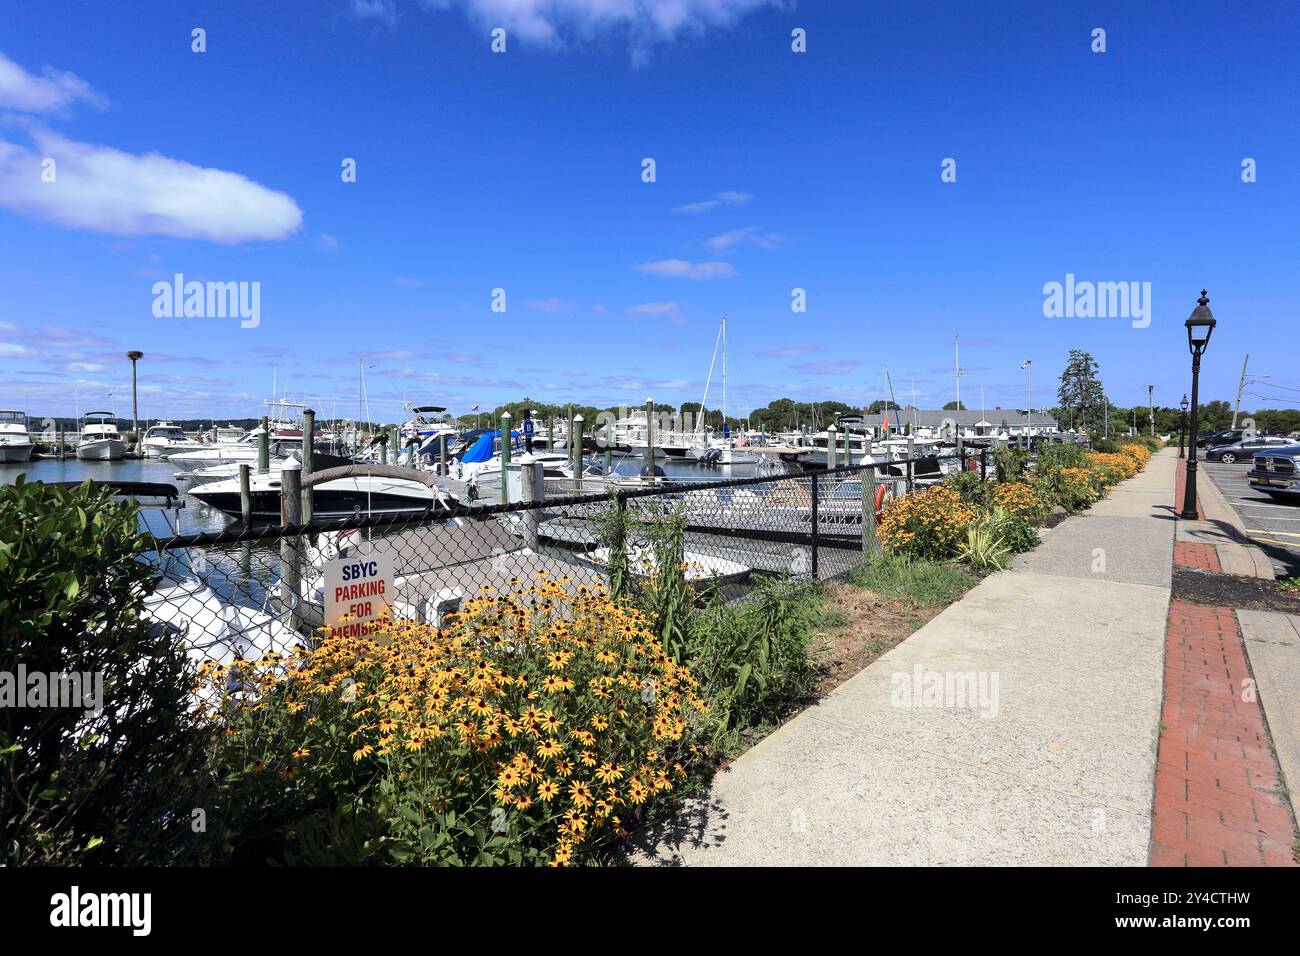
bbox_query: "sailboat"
[688,317,758,465]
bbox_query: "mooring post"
[547,415,555,452]
[567,406,574,458]
[645,397,655,482]
[573,415,585,493]
[499,411,512,504]
[843,426,850,465]
[863,433,873,461]
[861,464,880,556]
[827,424,837,470]
[907,435,916,493]
[301,409,315,522]
[520,455,543,550]
[58,425,65,459]
[239,463,252,526]
[810,471,820,581]
[279,459,303,632]
[440,435,448,476]
[258,415,269,475]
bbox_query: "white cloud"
[636,259,736,279]
[353,0,399,26]
[393,276,425,287]
[704,225,782,251]
[0,129,302,243]
[0,52,107,114]
[412,1,777,62]
[673,190,752,214]
[626,301,686,324]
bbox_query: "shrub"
[994,446,1031,483]
[197,577,704,866]
[1036,442,1086,473]
[847,553,976,606]
[1085,451,1139,485]
[0,478,210,865]
[981,505,1039,553]
[878,485,977,560]
[958,517,1013,572]
[685,577,822,741]
[991,481,1049,522]
[1118,443,1152,468]
[945,470,993,510]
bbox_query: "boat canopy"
[412,405,446,414]
[461,429,520,463]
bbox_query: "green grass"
[846,553,977,607]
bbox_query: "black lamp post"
[1179,291,1217,519]
[1178,394,1188,459]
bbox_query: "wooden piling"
[645,397,655,481]
[257,415,269,474]
[499,412,511,504]
[827,425,837,470]
[279,460,303,632]
[573,415,584,493]
[239,463,252,526]
[520,457,543,550]
[301,409,315,522]
[861,465,881,556]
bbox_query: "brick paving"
[1173,541,1222,573]
[1150,594,1298,866]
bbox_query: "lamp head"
[1185,290,1216,354]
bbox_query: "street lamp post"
[1178,394,1189,459]
[126,350,143,455]
[1020,359,1033,450]
[1179,291,1217,520]
[1148,384,1155,438]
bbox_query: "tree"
[867,399,901,414]
[1057,349,1108,432]
[942,401,966,411]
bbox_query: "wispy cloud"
[635,259,736,280]
[703,225,783,252]
[626,301,684,324]
[406,1,778,64]
[0,129,302,243]
[352,0,398,27]
[0,52,107,114]
[673,190,752,214]
[758,344,818,358]
[792,360,861,376]
[393,276,425,287]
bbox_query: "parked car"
[1247,443,1300,501]
[1197,429,1245,448]
[1205,435,1296,463]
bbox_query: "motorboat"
[168,430,299,471]
[141,421,204,459]
[190,466,457,521]
[0,410,33,463]
[75,412,127,461]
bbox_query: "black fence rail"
[141,451,985,668]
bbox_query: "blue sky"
[2,0,1298,423]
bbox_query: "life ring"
[965,456,980,472]
[874,482,888,520]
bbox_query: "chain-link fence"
[142,451,985,668]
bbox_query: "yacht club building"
[859,408,1061,441]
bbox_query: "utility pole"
[1231,354,1249,429]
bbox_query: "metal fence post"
[279,460,303,632]
[861,465,880,556]
[810,471,820,581]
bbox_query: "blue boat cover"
[461,429,520,463]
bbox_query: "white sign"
[323,551,395,640]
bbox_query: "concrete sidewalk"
[635,450,1178,866]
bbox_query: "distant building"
[860,407,1060,440]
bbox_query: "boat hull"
[75,439,126,461]
[0,443,34,463]
[192,476,450,521]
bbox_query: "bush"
[958,517,1013,572]
[1085,451,1139,485]
[994,446,1031,483]
[981,505,1039,554]
[685,577,822,742]
[878,486,977,560]
[1034,467,1098,512]
[945,470,993,510]
[991,481,1049,522]
[0,478,210,865]
[197,578,704,866]
[846,553,976,606]
[1118,443,1152,468]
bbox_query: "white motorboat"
[141,421,204,459]
[168,430,280,471]
[0,409,34,464]
[75,412,127,461]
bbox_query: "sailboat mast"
[954,334,961,408]
[721,316,727,433]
